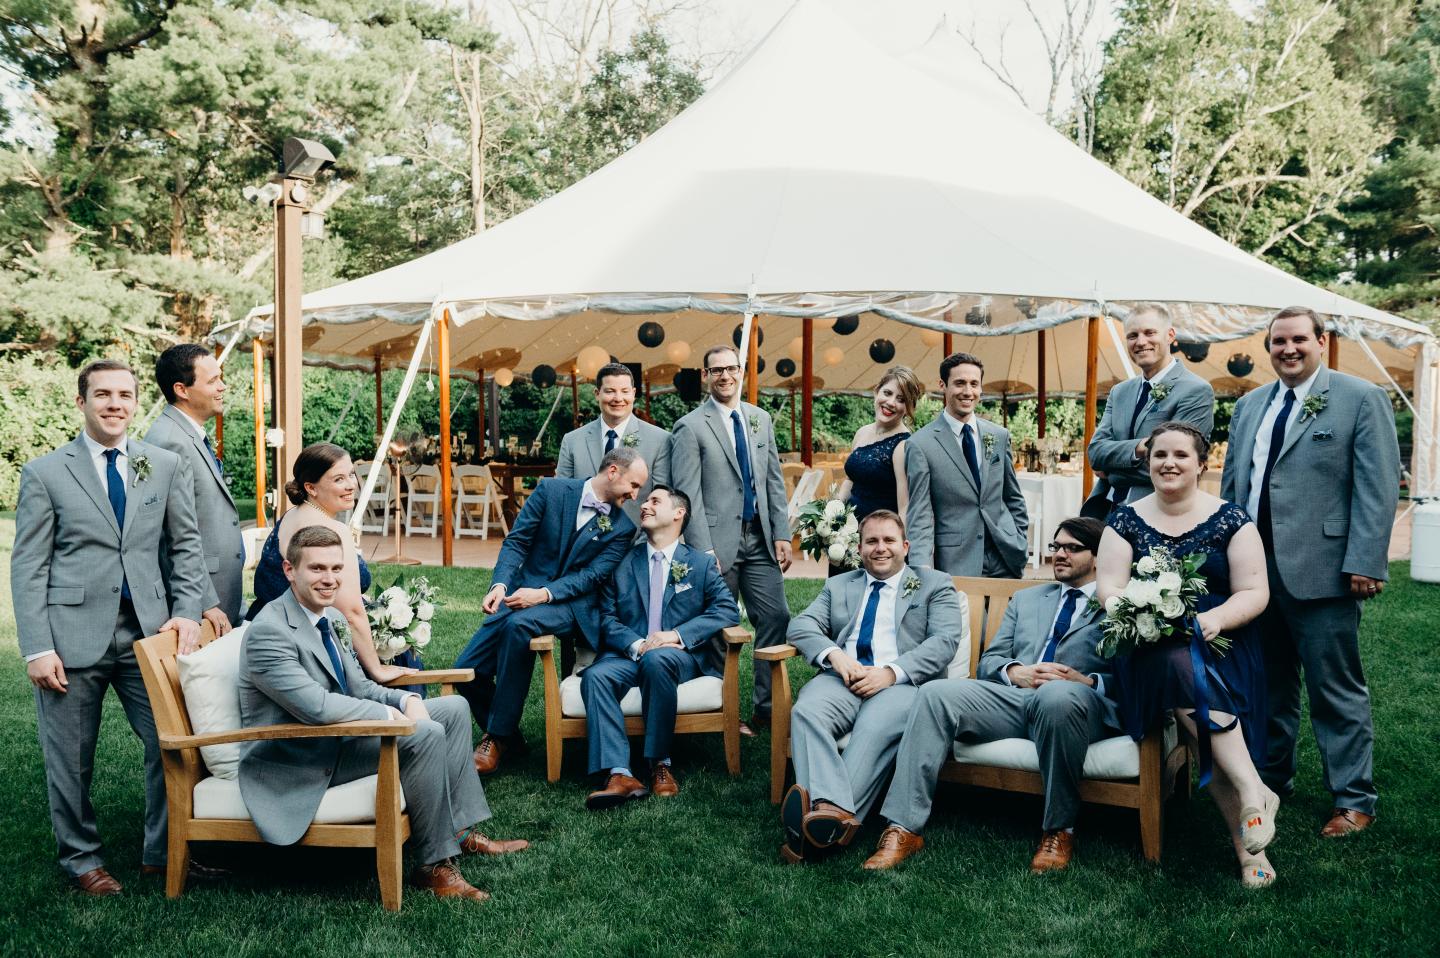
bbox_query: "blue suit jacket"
[598,541,739,678]
[489,477,636,646]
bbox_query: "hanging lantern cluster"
[637,322,665,348]
[1226,353,1254,377]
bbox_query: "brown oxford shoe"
[472,734,506,775]
[586,773,650,810]
[863,825,925,871]
[651,764,680,798]
[457,828,530,856]
[74,867,123,897]
[140,860,230,881]
[1320,808,1375,838]
[410,860,489,902]
[1030,830,1075,873]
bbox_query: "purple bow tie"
[580,490,612,516]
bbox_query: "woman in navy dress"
[1096,422,1279,887]
[829,366,925,575]
[246,443,422,687]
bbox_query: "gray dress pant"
[792,672,918,819]
[880,678,1111,834]
[723,520,790,719]
[33,601,166,876]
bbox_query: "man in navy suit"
[581,485,740,809]
[455,447,647,774]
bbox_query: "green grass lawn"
[1,518,1437,957]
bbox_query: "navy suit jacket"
[489,477,635,646]
[598,541,739,678]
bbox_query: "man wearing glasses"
[862,517,1119,875]
[670,345,792,736]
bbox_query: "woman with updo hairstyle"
[246,442,419,685]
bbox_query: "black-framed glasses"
[1046,542,1091,555]
[706,364,742,377]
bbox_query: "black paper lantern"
[532,364,557,389]
[731,324,765,349]
[755,356,766,375]
[637,321,665,348]
[776,358,796,378]
[672,368,702,403]
[1178,342,1210,363]
[833,315,860,336]
[1226,353,1254,377]
[869,338,896,363]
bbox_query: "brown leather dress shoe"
[473,735,505,775]
[803,801,862,850]
[586,773,650,810]
[651,764,680,798]
[1321,808,1375,838]
[1030,830,1075,873]
[863,826,925,870]
[140,860,230,880]
[410,861,489,902]
[74,867,123,896]
[458,828,530,855]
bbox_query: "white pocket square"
[674,583,693,593]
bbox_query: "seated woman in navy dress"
[830,365,924,576]
[1096,422,1278,888]
[247,442,422,688]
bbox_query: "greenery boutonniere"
[331,616,353,654]
[901,573,921,598]
[982,433,997,458]
[132,454,152,483]
[1300,394,1327,422]
[670,561,690,584]
[622,432,640,448]
[597,514,612,533]
[1149,382,1171,403]
[748,413,762,434]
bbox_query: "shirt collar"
[1142,358,1177,384]
[579,478,597,506]
[1276,364,1322,404]
[296,598,328,629]
[170,404,210,441]
[82,431,127,461]
[647,539,681,564]
[943,409,978,434]
[600,415,632,439]
[1061,580,1097,600]
[710,396,742,418]
[863,566,907,590]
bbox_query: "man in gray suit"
[1221,306,1400,837]
[670,344,791,735]
[240,526,527,903]
[778,510,962,864]
[1086,304,1216,513]
[144,343,245,630]
[557,362,671,533]
[863,517,1117,873]
[905,352,1028,578]
[11,360,206,895]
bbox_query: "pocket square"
[144,494,160,506]
[674,583,693,594]
[1311,429,1335,441]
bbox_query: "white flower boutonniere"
[670,561,690,584]
[597,514,612,533]
[982,433,997,458]
[901,574,922,599]
[622,432,640,448]
[748,413,762,434]
[132,454,153,483]
[330,616,353,654]
[1300,394,1327,422]
[1149,382,1171,403]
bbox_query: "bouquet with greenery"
[366,575,440,663]
[1093,547,1229,658]
[795,495,860,569]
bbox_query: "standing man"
[1222,306,1400,837]
[581,485,739,809]
[454,448,646,774]
[11,360,207,895]
[905,352,1028,578]
[145,343,245,630]
[1085,304,1215,516]
[670,344,792,736]
[556,362,671,532]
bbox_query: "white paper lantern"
[787,336,805,362]
[666,340,692,364]
[577,345,610,379]
[920,329,944,348]
[822,346,845,367]
[492,368,514,387]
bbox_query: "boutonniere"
[1300,394,1327,422]
[331,617,353,654]
[1149,382,1171,403]
[670,561,690,584]
[622,432,640,448]
[597,514,612,533]
[132,454,153,483]
[748,413,762,434]
[901,574,921,598]
[982,433,997,458]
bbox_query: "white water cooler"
[1412,500,1440,583]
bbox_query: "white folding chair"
[453,464,509,539]
[355,461,391,537]
[787,468,826,531]
[403,465,441,537]
[1023,487,1043,569]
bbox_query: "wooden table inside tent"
[487,462,556,523]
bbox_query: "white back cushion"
[176,623,246,780]
[945,590,973,679]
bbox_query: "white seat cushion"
[176,624,248,780]
[193,774,406,822]
[949,721,1180,780]
[559,673,724,719]
[945,591,973,679]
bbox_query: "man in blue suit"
[581,485,740,809]
[456,447,648,774]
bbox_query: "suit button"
[113,587,120,593]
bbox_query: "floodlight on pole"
[281,137,336,181]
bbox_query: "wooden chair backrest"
[134,621,223,786]
[951,576,1031,676]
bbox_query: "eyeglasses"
[1046,542,1091,555]
[706,365,742,377]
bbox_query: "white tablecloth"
[1018,472,1084,550]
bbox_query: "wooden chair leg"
[536,643,563,783]
[1138,724,1164,862]
[768,658,792,805]
[163,767,191,899]
[722,643,742,777]
[375,739,405,912]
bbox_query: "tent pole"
[747,315,761,405]
[1329,332,1340,369]
[252,339,267,527]
[571,366,580,428]
[943,309,954,358]
[1082,315,1100,492]
[477,366,486,459]
[645,377,653,420]
[789,385,797,450]
[438,311,454,567]
[1036,329,1047,439]
[374,353,383,433]
[802,318,814,466]
[213,344,225,460]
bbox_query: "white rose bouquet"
[1093,546,1228,658]
[366,575,440,663]
[794,493,861,570]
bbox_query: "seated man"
[455,447,646,774]
[239,526,527,903]
[581,485,739,809]
[780,509,963,863]
[864,517,1117,874]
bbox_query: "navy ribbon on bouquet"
[1188,616,1215,789]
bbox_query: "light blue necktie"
[647,551,666,636]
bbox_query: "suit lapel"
[586,420,606,475]
[1232,385,1274,501]
[893,571,918,649]
[832,572,861,645]
[169,407,236,507]
[704,402,743,480]
[1030,584,1060,662]
[631,546,652,619]
[931,420,979,496]
[555,480,586,564]
[284,592,342,688]
[1135,366,1179,436]
[976,420,994,492]
[660,543,689,620]
[63,436,122,540]
[1275,367,1327,466]
[120,439,147,542]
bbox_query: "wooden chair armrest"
[529,634,556,652]
[722,626,752,646]
[381,668,474,687]
[754,643,798,662]
[160,719,415,750]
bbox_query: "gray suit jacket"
[1088,361,1215,502]
[11,435,207,667]
[144,405,245,624]
[977,582,1117,728]
[1221,367,1400,600]
[238,589,412,846]
[669,400,788,568]
[556,416,671,532]
[904,416,1028,577]
[788,566,963,684]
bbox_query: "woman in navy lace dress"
[1096,422,1280,888]
[830,366,925,575]
[246,443,421,687]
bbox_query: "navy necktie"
[1040,588,1084,663]
[317,618,349,695]
[1128,380,1153,437]
[1256,388,1296,549]
[961,423,982,491]
[731,410,757,522]
[204,434,224,476]
[105,449,130,600]
[605,429,617,454]
[854,580,885,667]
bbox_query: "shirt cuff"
[628,638,645,661]
[25,650,57,663]
[816,646,841,669]
[998,660,1022,686]
[541,587,553,603]
[398,692,419,711]
[1091,674,1105,698]
[886,663,909,685]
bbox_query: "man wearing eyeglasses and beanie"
[670,344,792,736]
[863,517,1119,875]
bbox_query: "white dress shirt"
[1142,357,1176,384]
[576,477,601,530]
[600,415,633,450]
[818,568,910,684]
[710,396,748,453]
[942,409,981,467]
[301,604,416,710]
[172,405,210,442]
[998,580,1103,695]
[628,537,681,660]
[81,431,131,489]
[1245,365,1322,521]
